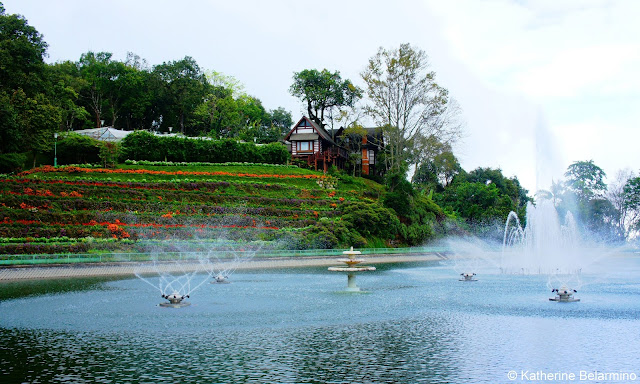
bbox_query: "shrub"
[57,133,101,165]
[341,201,400,240]
[119,132,289,164]
[0,152,27,173]
[257,142,289,164]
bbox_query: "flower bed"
[0,164,375,254]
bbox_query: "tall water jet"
[502,198,582,275]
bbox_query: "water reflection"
[1,258,639,383]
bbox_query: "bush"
[341,201,400,240]
[57,133,101,165]
[0,152,27,173]
[257,142,289,164]
[289,218,364,249]
[120,131,289,164]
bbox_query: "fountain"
[328,247,376,292]
[549,286,580,302]
[134,259,210,308]
[212,273,230,284]
[459,272,477,281]
[200,244,259,284]
[502,198,582,275]
[160,292,191,308]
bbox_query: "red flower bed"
[19,165,326,180]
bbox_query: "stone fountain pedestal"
[328,247,375,292]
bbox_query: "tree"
[153,56,209,135]
[337,123,368,176]
[621,176,640,239]
[607,169,636,239]
[289,69,362,130]
[11,89,62,166]
[77,51,115,128]
[269,107,293,139]
[0,4,52,155]
[361,43,464,178]
[0,5,48,95]
[46,61,91,131]
[413,138,461,190]
[560,160,623,240]
[564,160,607,201]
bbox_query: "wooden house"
[284,116,383,175]
[332,127,383,176]
[283,116,347,172]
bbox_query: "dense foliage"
[0,4,293,174]
[119,131,289,164]
[2,4,637,252]
[0,164,396,254]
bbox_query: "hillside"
[0,162,387,255]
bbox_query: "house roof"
[283,116,338,146]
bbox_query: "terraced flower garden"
[0,163,384,255]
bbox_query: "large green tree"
[564,160,607,201]
[0,3,48,95]
[153,56,209,135]
[289,68,362,130]
[558,160,622,242]
[0,3,61,163]
[46,60,91,131]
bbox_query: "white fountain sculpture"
[502,199,582,275]
[160,292,191,308]
[135,259,210,308]
[328,247,375,292]
[200,245,257,284]
[459,272,477,281]
[549,286,580,302]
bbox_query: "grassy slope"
[0,164,385,255]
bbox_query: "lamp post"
[54,132,58,167]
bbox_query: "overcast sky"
[4,0,639,193]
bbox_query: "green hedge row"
[120,131,289,164]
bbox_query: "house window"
[298,141,312,152]
[369,150,375,164]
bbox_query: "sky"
[3,0,639,194]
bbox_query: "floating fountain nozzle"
[160,291,191,308]
[459,272,477,281]
[328,247,376,292]
[549,286,580,302]
[212,273,230,284]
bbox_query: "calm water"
[1,256,640,383]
